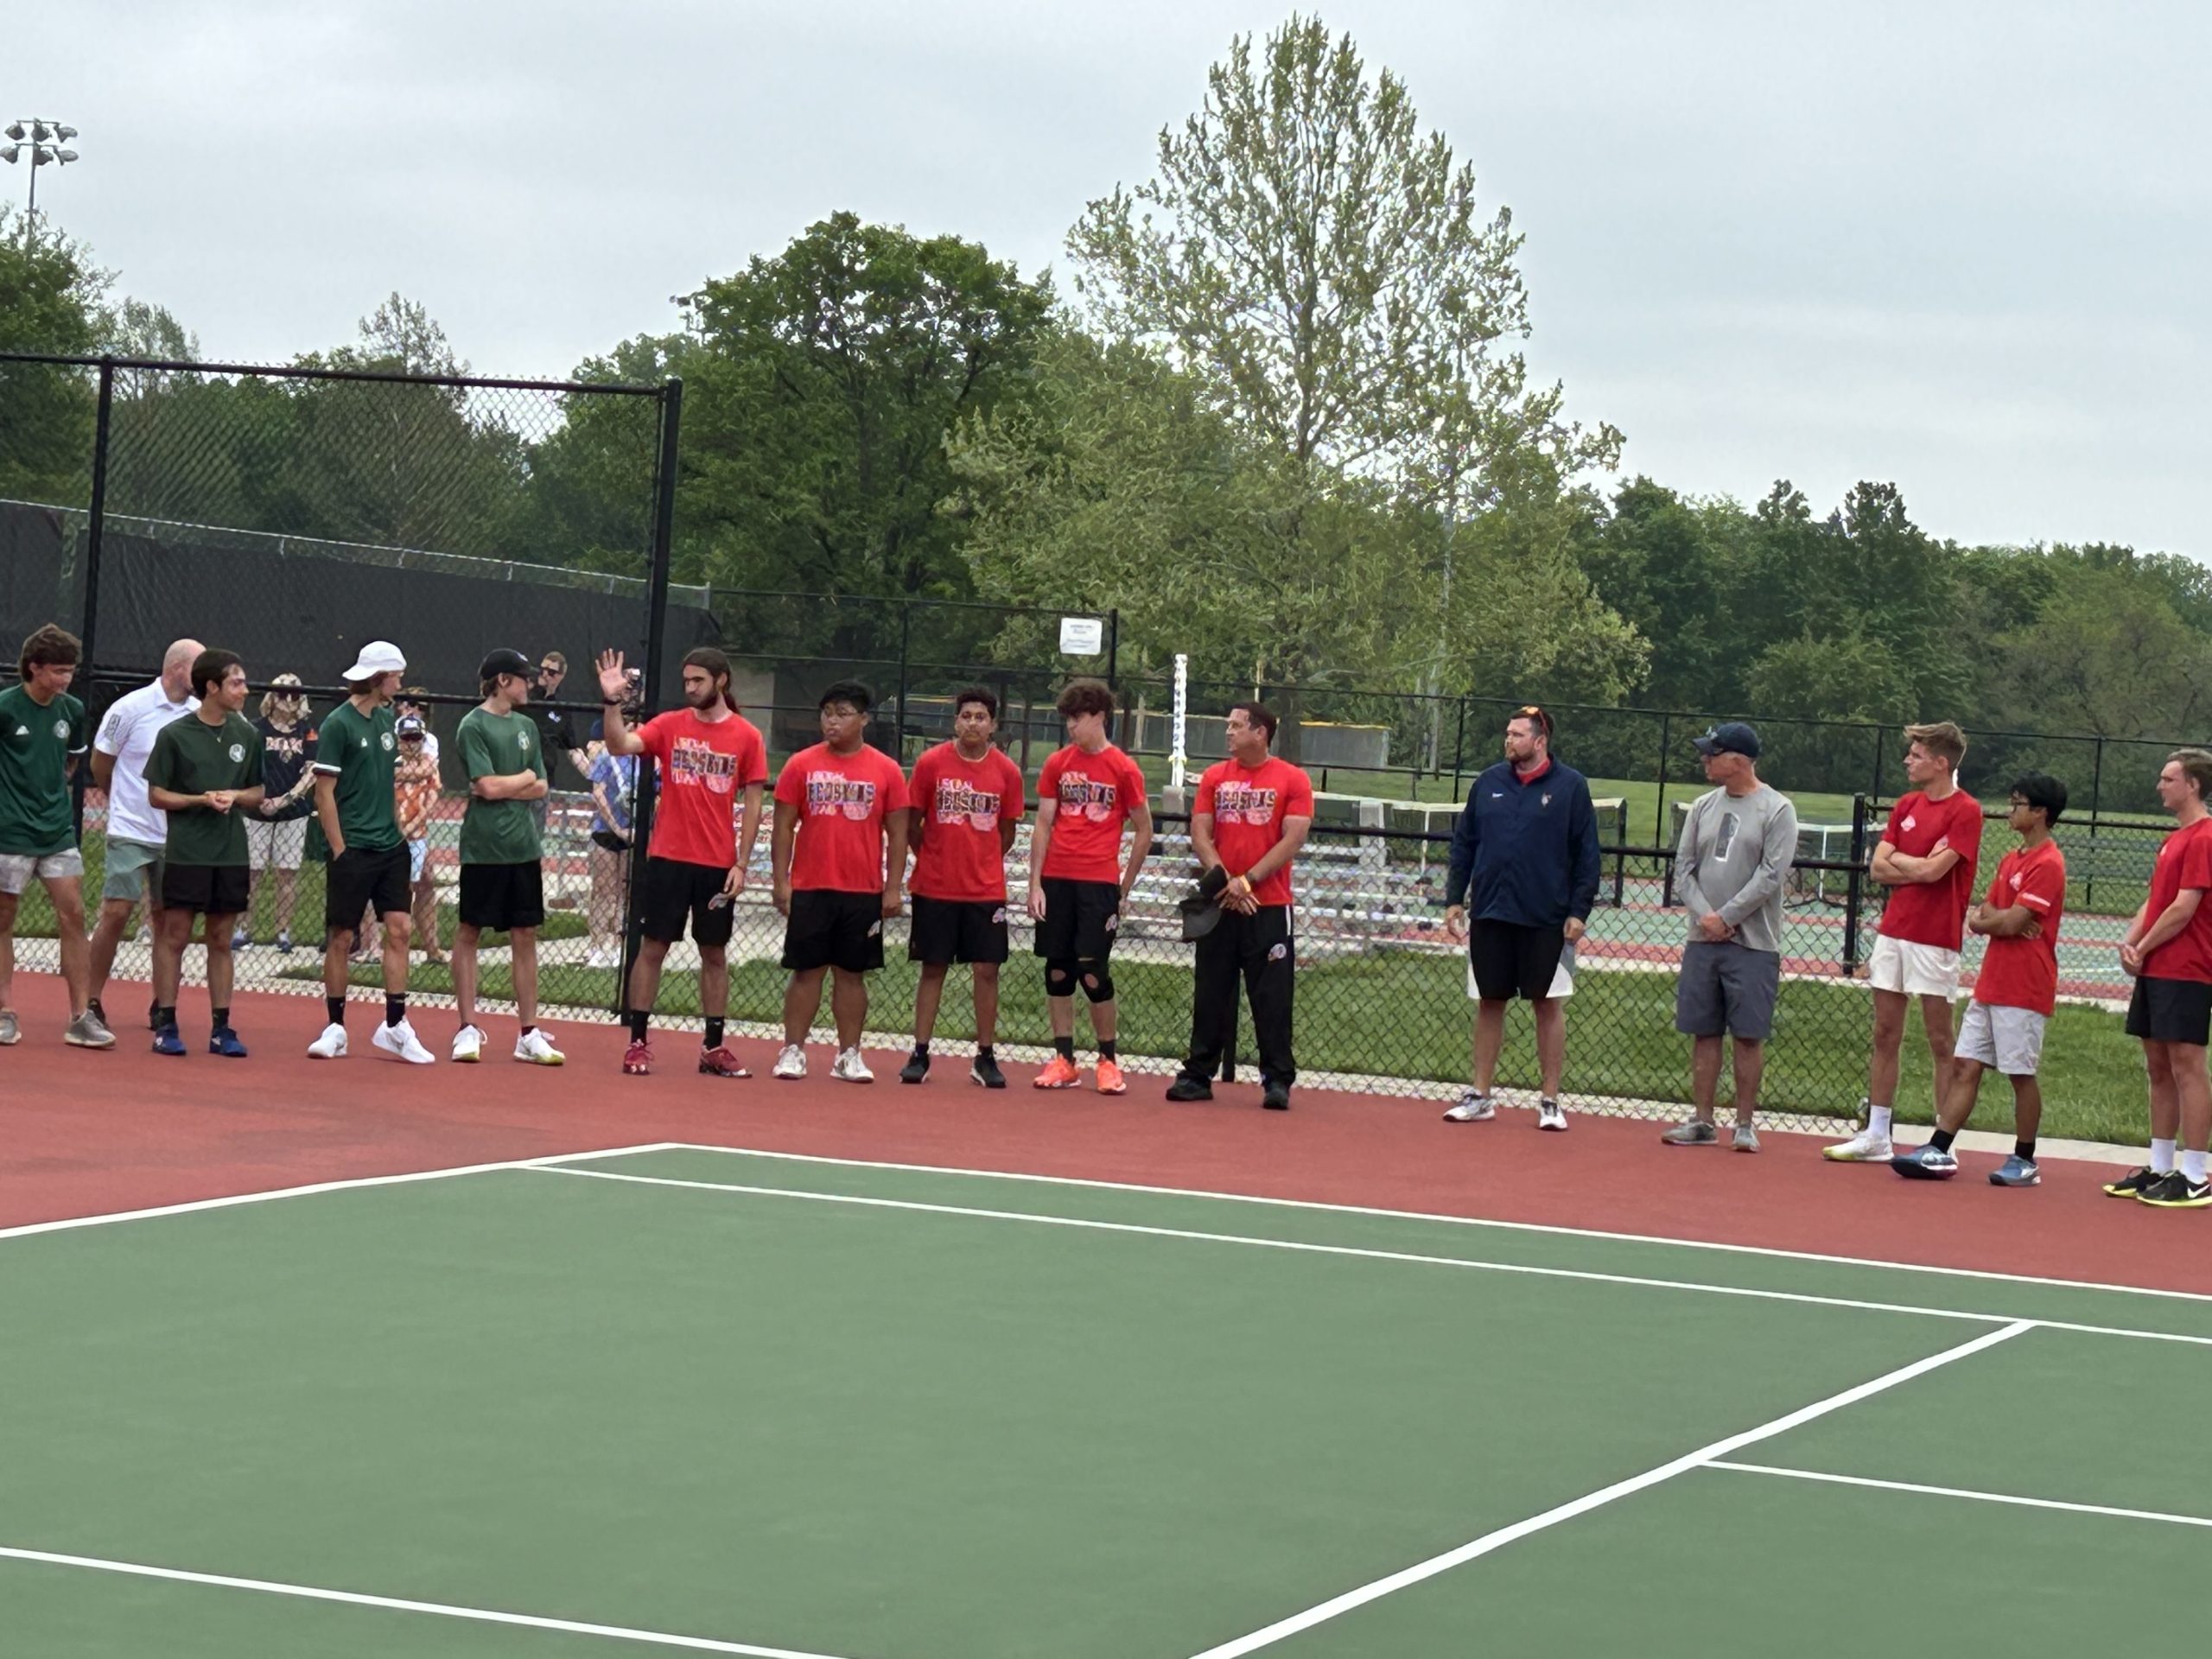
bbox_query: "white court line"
[644,1142,2212,1310]
[0,1545,855,1658]
[1706,1460,2212,1530]
[1180,1321,2036,1657]
[0,1143,685,1242]
[526,1166,2212,1350]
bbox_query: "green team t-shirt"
[457,705,545,866]
[0,683,87,857]
[145,713,265,867]
[313,699,401,853]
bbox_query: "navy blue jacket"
[1444,759,1602,926]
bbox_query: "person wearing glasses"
[527,652,594,849]
[1441,704,1599,1132]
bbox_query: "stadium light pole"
[2,118,81,245]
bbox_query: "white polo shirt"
[94,679,198,847]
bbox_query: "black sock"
[1099,1039,1118,1061]
[2016,1139,2037,1163]
[976,1045,994,1059]
[704,1016,725,1048]
[913,1039,930,1054]
[326,996,346,1027]
[385,993,407,1028]
[520,1023,535,1037]
[154,1005,175,1030]
[211,1007,228,1032]
[1930,1128,1957,1154]
[1054,1035,1076,1062]
[628,1009,648,1041]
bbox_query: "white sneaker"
[830,1046,874,1084]
[772,1043,807,1080]
[1536,1099,1570,1132]
[372,1019,435,1065]
[1442,1091,1495,1122]
[514,1029,565,1066]
[451,1025,485,1064]
[584,947,613,969]
[1822,1127,1893,1162]
[307,1021,348,1059]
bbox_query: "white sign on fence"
[1058,615,1105,657]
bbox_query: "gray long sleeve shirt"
[1675,783,1798,954]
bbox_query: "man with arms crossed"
[1661,722,1796,1154]
[2104,750,2212,1208]
[770,681,908,1083]
[1825,721,1983,1162]
[1442,705,1599,1132]
[0,625,108,1048]
[87,637,200,1034]
[1894,772,2068,1187]
[450,650,563,1066]
[596,645,766,1078]
[239,674,315,954]
[308,640,433,1063]
[143,649,263,1057]
[899,686,1024,1089]
[1029,679,1153,1095]
[1166,702,1314,1111]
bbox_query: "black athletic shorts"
[1467,918,1568,1002]
[162,863,251,918]
[2126,975,2212,1046]
[459,861,546,932]
[639,856,734,947]
[782,888,885,973]
[326,843,410,931]
[908,893,1010,965]
[1033,876,1121,962]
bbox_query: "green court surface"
[7,1147,2209,1657]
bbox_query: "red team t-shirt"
[635,709,767,869]
[1196,755,1316,907]
[907,742,1026,904]
[2141,817,2212,984]
[1038,742,1149,885]
[1878,789,1984,950]
[1969,840,2067,1014]
[774,742,909,893]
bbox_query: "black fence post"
[1868,726,1885,802]
[1611,799,1627,908]
[894,601,912,761]
[617,376,684,1015]
[1842,791,1870,974]
[72,357,117,839]
[1450,697,1467,798]
[1653,713,1672,849]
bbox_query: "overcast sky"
[22,1,2209,556]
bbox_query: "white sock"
[2152,1137,2177,1175]
[2183,1149,2208,1184]
[1867,1104,1894,1138]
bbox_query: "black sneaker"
[2137,1170,2212,1209]
[969,1052,1007,1090]
[1261,1082,1291,1111]
[899,1048,931,1085]
[1165,1075,1214,1102]
[2103,1166,2163,1198]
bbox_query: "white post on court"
[1170,653,1190,792]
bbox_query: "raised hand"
[595,649,628,702]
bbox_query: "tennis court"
[10,1135,2209,1658]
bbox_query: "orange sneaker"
[1095,1058,1128,1095]
[1033,1053,1082,1089]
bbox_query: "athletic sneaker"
[209,1027,248,1059]
[1989,1155,2040,1188]
[231,926,249,950]
[831,1046,874,1084]
[1891,1145,1960,1180]
[1442,1091,1494,1122]
[1165,1075,1215,1102]
[0,1009,18,1045]
[151,1023,186,1057]
[772,1044,807,1080]
[2136,1170,2212,1209]
[276,930,294,955]
[700,1044,751,1078]
[622,1040,652,1077]
[515,1030,565,1066]
[2102,1166,2162,1198]
[1033,1054,1082,1090]
[1822,1127,1893,1162]
[451,1024,486,1064]
[1732,1123,1761,1154]
[372,1019,435,1065]
[1262,1082,1291,1111]
[1661,1119,1719,1147]
[65,1008,116,1049]
[970,1053,1007,1090]
[1096,1058,1128,1095]
[1536,1098,1568,1132]
[308,1022,348,1059]
[899,1048,931,1084]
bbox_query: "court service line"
[525,1166,2212,1349]
[0,1143,685,1242]
[1180,1321,2035,1658]
[648,1142,2212,1309]
[1706,1461,2212,1529]
[0,1544,854,1658]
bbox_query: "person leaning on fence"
[143,648,264,1059]
[2104,749,2212,1209]
[1440,704,1599,1132]
[1894,772,2068,1189]
[240,674,317,955]
[898,685,1025,1089]
[1660,722,1796,1154]
[0,624,108,1050]
[1164,702,1314,1112]
[1825,721,1982,1163]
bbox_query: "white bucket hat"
[341,641,407,681]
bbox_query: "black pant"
[1185,906,1295,1087]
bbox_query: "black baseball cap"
[1692,721,1761,759]
[480,647,535,681]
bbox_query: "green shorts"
[101,838,165,904]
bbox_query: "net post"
[72,357,116,839]
[1170,653,1189,792]
[1842,791,1870,974]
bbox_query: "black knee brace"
[1080,967,1115,1004]
[1046,958,1078,995]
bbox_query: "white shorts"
[0,848,85,894]
[1468,941,1576,1001]
[245,816,307,873]
[1867,934,1961,1000]
[1956,1001,2046,1076]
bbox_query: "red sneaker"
[1095,1058,1128,1095]
[622,1040,652,1076]
[1033,1053,1082,1090]
[699,1044,752,1078]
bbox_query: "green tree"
[0,207,104,503]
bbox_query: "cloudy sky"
[24,1,2209,555]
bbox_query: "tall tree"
[0,207,104,503]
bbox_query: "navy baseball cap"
[1692,721,1761,759]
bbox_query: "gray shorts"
[0,847,85,895]
[1675,939,1781,1040]
[1956,1001,2046,1076]
[101,837,164,903]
